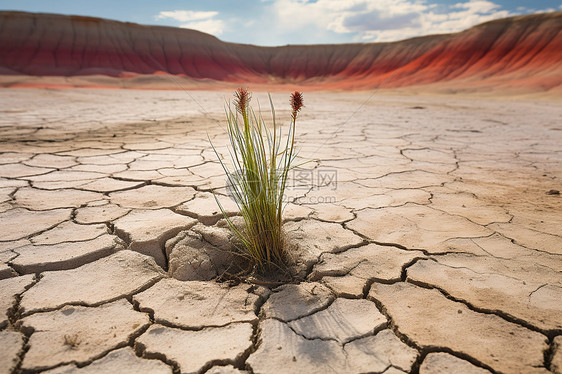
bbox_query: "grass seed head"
[290,91,304,120]
[234,87,251,117]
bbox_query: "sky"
[1,0,560,46]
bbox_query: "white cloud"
[452,0,500,13]
[156,10,218,22]
[270,0,518,43]
[156,9,224,37]
[180,19,225,36]
[514,5,559,13]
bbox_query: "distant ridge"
[0,11,561,93]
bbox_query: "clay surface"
[0,89,560,373]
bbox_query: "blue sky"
[1,0,560,45]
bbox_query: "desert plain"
[0,87,560,374]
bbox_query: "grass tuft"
[211,89,303,273]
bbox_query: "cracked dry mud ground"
[0,88,561,374]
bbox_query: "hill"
[0,11,560,93]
